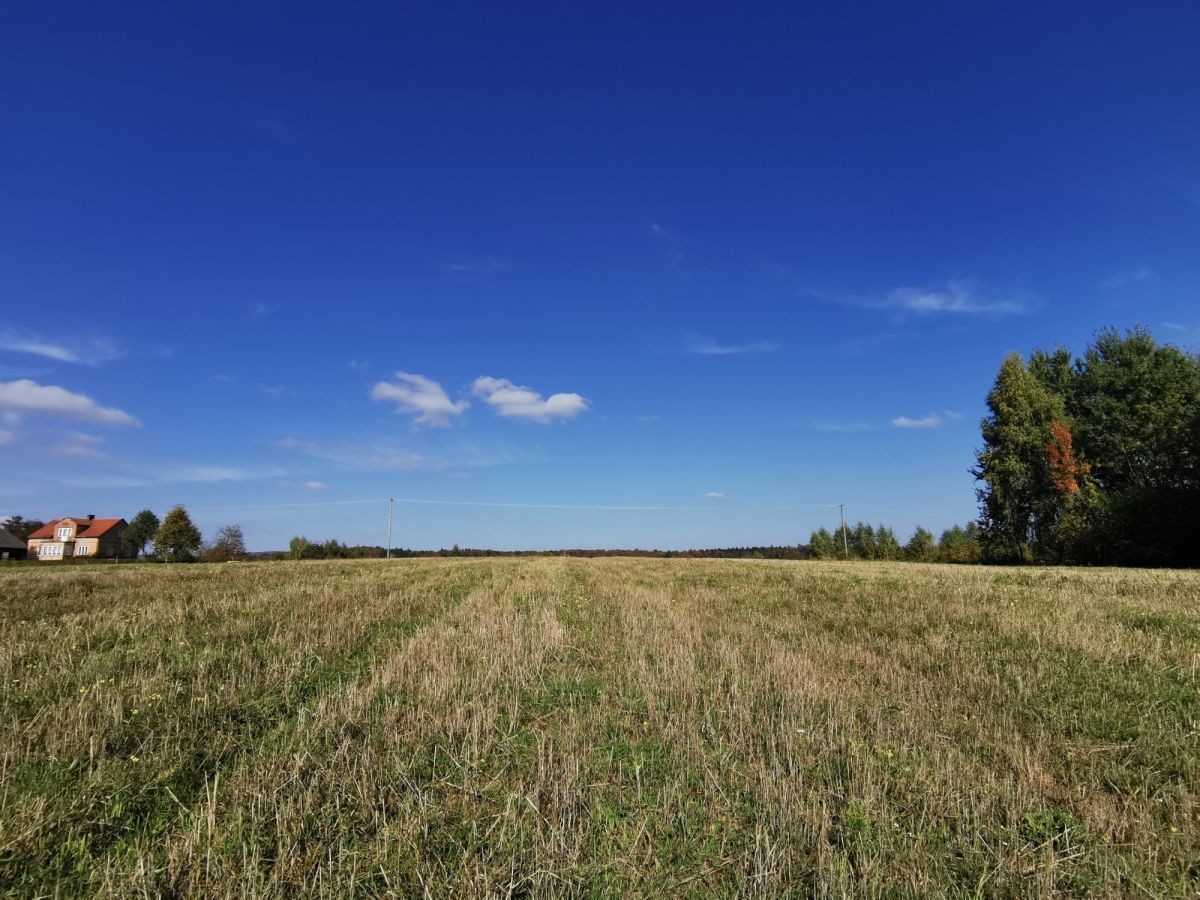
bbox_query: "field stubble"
[0,558,1197,897]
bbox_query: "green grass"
[1,558,1197,896]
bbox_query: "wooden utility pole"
[839,503,849,559]
[386,498,394,559]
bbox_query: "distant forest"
[277,522,981,563]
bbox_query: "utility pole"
[839,503,849,559]
[386,498,394,559]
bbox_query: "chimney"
[87,514,95,520]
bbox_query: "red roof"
[27,517,126,540]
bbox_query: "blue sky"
[3,2,1199,550]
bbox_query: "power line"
[191,496,844,513]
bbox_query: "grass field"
[1,558,1198,897]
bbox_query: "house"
[26,516,133,561]
[0,527,26,561]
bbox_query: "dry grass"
[1,558,1197,897]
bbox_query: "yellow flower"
[129,755,139,763]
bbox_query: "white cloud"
[886,281,1026,316]
[942,410,963,420]
[683,335,779,355]
[1101,267,1154,290]
[892,414,941,429]
[371,372,469,427]
[471,376,588,423]
[0,380,140,426]
[0,329,122,365]
[302,481,328,491]
[704,491,726,499]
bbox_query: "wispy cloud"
[249,302,271,321]
[885,281,1026,316]
[811,421,874,433]
[0,429,14,445]
[893,414,942,429]
[1163,322,1200,347]
[683,334,779,356]
[0,329,123,365]
[1101,267,1154,290]
[278,436,430,471]
[704,491,726,499]
[302,480,328,491]
[47,463,282,490]
[0,380,140,427]
[55,431,107,459]
[438,257,513,274]
[472,376,588,423]
[371,372,469,428]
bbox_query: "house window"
[76,544,89,556]
[57,526,71,540]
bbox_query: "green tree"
[848,522,876,560]
[903,526,937,562]
[938,524,982,563]
[875,525,901,560]
[1068,327,1200,565]
[154,505,202,562]
[809,527,838,559]
[289,536,316,559]
[2,516,46,541]
[973,353,1069,562]
[122,509,160,559]
[204,524,247,562]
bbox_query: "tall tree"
[154,506,202,563]
[1068,328,1200,564]
[122,509,160,559]
[973,353,1069,562]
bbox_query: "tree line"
[808,522,982,563]
[2,506,247,563]
[974,327,1199,566]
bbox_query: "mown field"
[1,558,1197,897]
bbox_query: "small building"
[26,516,133,561]
[0,527,26,561]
